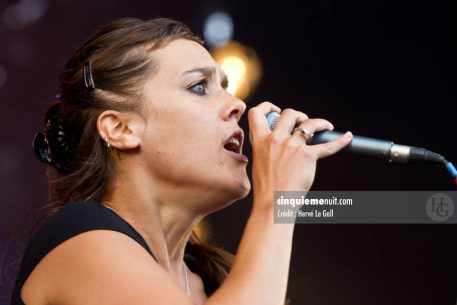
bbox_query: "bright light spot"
[2,0,49,30]
[0,66,7,88]
[203,11,234,48]
[211,41,262,100]
[193,219,210,243]
[220,56,247,96]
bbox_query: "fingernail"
[344,131,353,138]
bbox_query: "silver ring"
[296,127,314,141]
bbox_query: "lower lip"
[225,150,249,163]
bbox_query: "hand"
[247,102,353,209]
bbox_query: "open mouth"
[223,129,244,154]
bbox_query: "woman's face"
[139,39,250,211]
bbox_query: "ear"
[97,110,144,150]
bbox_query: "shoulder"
[20,202,145,270]
[22,229,192,305]
[16,202,154,304]
[25,201,153,260]
[20,202,192,305]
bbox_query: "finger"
[273,109,309,138]
[313,131,353,159]
[248,102,282,140]
[291,118,334,143]
[296,118,334,133]
[292,127,315,143]
[253,101,282,115]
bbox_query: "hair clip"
[32,132,52,164]
[83,61,95,89]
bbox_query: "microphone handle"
[308,130,395,161]
[309,130,446,164]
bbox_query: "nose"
[222,94,246,122]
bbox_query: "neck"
[102,166,205,281]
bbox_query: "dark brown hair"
[38,17,233,296]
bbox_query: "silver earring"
[104,137,112,151]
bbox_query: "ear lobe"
[97,110,142,150]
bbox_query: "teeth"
[227,137,240,147]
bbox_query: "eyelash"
[188,79,208,96]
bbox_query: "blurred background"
[1,0,456,304]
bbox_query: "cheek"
[143,109,222,172]
[140,88,227,171]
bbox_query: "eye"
[188,79,208,96]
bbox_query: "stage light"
[211,41,262,101]
[2,0,49,30]
[203,11,234,48]
[194,219,210,242]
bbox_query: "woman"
[12,17,352,305]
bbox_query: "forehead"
[151,39,218,76]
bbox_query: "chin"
[238,178,251,199]
[203,178,251,214]
[225,177,252,204]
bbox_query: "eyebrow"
[182,67,229,88]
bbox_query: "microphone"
[266,111,445,164]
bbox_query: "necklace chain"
[183,261,190,296]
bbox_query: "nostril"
[229,108,240,120]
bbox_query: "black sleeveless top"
[11,201,157,305]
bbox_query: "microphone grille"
[266,112,280,131]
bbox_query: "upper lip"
[223,128,244,154]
